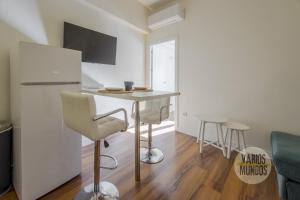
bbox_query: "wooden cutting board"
[97,89,133,94]
[97,89,153,94]
[133,89,153,92]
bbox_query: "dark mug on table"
[124,81,134,91]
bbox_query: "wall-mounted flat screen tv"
[63,22,117,65]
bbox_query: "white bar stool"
[61,92,128,200]
[223,122,250,159]
[195,115,227,157]
[131,97,171,164]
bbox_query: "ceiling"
[138,0,174,10]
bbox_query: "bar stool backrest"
[144,97,170,122]
[61,91,97,139]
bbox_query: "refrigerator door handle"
[21,82,81,86]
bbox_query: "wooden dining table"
[82,89,180,182]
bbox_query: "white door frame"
[148,36,179,128]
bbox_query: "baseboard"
[175,129,273,158]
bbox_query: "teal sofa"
[271,131,300,200]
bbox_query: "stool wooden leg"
[216,124,220,146]
[199,122,206,154]
[197,121,203,143]
[227,129,233,159]
[242,131,246,150]
[224,128,229,144]
[237,130,241,151]
[218,124,226,157]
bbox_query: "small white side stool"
[223,122,250,159]
[195,115,227,157]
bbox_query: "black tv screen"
[63,22,117,65]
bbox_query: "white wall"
[0,0,147,121]
[0,21,31,120]
[148,0,300,152]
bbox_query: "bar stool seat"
[196,115,227,124]
[223,122,250,131]
[95,117,127,140]
[195,115,227,157]
[223,121,250,159]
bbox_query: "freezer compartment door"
[19,84,81,200]
[20,42,81,84]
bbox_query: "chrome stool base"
[75,182,119,200]
[140,147,164,164]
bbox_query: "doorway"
[150,39,177,122]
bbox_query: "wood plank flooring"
[0,130,279,200]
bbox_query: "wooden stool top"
[194,114,227,123]
[223,122,250,131]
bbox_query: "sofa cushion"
[287,181,300,200]
[271,131,300,183]
[276,172,287,200]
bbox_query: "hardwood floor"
[1,129,279,200]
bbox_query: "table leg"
[135,101,141,182]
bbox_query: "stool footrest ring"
[99,155,118,170]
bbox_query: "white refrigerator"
[10,42,82,200]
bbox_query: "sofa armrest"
[271,131,300,183]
